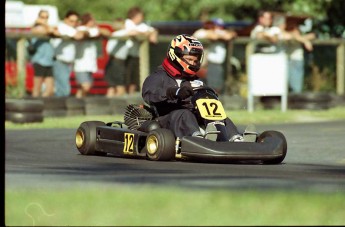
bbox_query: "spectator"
[51,10,85,97]
[124,6,158,94]
[73,13,104,98]
[193,18,237,94]
[250,10,283,54]
[104,18,136,97]
[30,9,59,97]
[249,11,287,110]
[274,15,316,93]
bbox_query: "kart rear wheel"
[146,128,176,161]
[257,130,287,164]
[76,121,106,155]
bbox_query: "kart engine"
[124,104,153,130]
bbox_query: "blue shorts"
[75,72,93,84]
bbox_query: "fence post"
[17,37,27,97]
[139,40,149,92]
[336,41,345,95]
[224,40,234,95]
[245,41,255,112]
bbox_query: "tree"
[21,0,344,37]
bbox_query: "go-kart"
[75,87,287,164]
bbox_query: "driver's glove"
[166,86,193,100]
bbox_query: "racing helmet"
[167,34,204,75]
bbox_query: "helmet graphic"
[167,34,204,75]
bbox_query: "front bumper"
[180,136,284,162]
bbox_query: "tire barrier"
[41,97,67,117]
[288,92,333,110]
[84,96,111,116]
[108,93,145,115]
[66,97,85,116]
[5,92,344,123]
[5,99,44,123]
[331,94,345,107]
[260,96,282,110]
[108,97,128,115]
[219,95,247,110]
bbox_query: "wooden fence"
[5,32,345,95]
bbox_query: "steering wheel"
[192,86,217,94]
[191,86,219,106]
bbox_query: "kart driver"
[142,34,252,141]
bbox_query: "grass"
[5,185,345,226]
[5,106,345,129]
[5,107,345,226]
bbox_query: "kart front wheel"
[75,121,106,155]
[146,128,176,161]
[258,130,287,164]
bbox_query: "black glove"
[166,86,193,100]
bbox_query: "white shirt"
[250,25,281,39]
[193,29,227,64]
[125,19,155,57]
[288,44,304,61]
[106,29,133,60]
[51,22,78,63]
[74,26,100,73]
[207,43,227,64]
[250,25,283,53]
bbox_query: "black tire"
[6,99,44,113]
[67,109,85,116]
[43,109,68,117]
[6,112,44,123]
[219,95,246,110]
[84,97,110,105]
[288,101,330,110]
[84,97,111,115]
[109,98,128,115]
[66,97,85,110]
[146,128,176,161]
[84,106,112,115]
[75,121,106,155]
[257,130,287,164]
[41,97,67,110]
[288,92,332,102]
[260,96,281,109]
[331,95,345,107]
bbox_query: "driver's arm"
[142,72,170,104]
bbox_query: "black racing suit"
[142,60,240,138]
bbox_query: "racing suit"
[142,58,240,138]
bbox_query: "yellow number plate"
[123,133,134,154]
[196,99,227,120]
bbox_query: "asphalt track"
[5,120,345,192]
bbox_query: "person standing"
[51,10,85,97]
[282,19,315,93]
[250,10,282,54]
[73,13,104,98]
[287,24,315,93]
[30,9,59,97]
[272,14,316,93]
[124,6,158,94]
[104,18,136,97]
[193,18,237,94]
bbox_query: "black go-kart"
[75,87,287,164]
